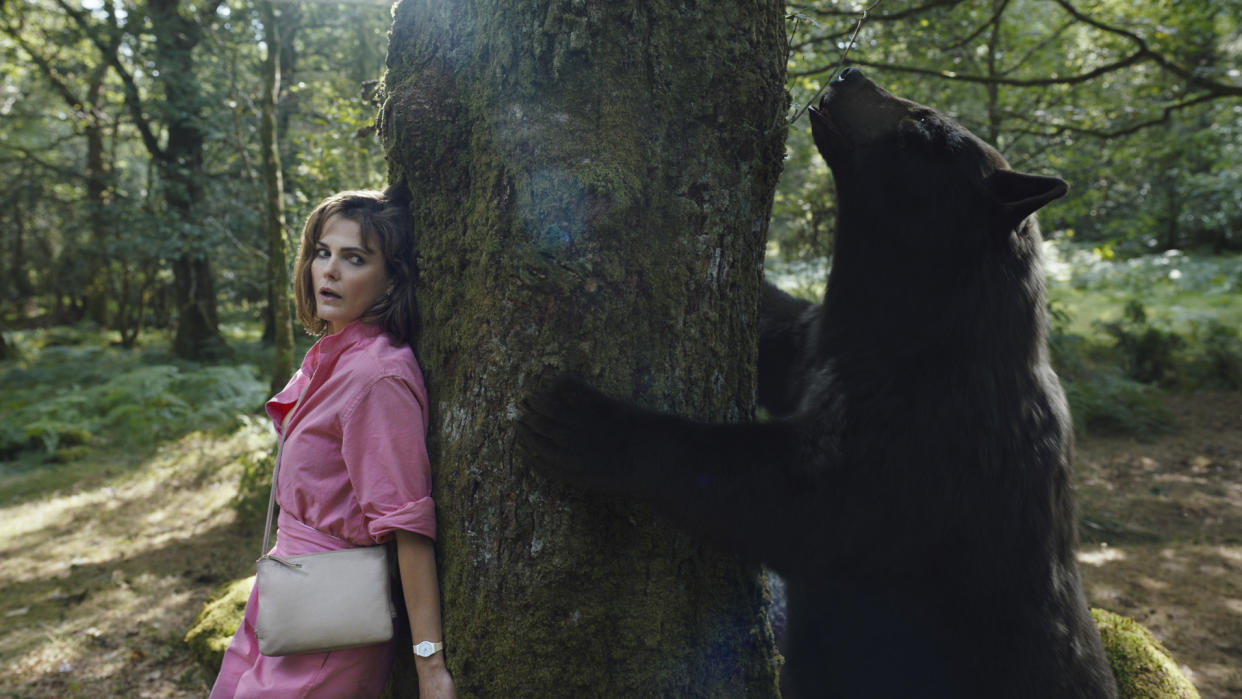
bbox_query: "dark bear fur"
[518,68,1118,698]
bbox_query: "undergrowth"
[767,244,1242,439]
[0,324,268,463]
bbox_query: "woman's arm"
[395,530,456,699]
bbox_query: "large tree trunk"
[381,1,788,695]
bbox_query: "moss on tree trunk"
[381,0,788,694]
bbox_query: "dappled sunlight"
[0,420,271,696]
[1077,543,1128,566]
[0,422,270,587]
[1081,542,1242,695]
[5,571,199,688]
[1073,391,1242,696]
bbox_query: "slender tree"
[382,0,788,694]
[260,0,293,392]
[147,0,227,359]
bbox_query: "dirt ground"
[1,392,1240,697]
[1075,390,1242,697]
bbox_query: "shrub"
[233,427,276,527]
[1050,305,1174,439]
[1095,300,1186,385]
[1061,371,1173,440]
[1188,320,1242,389]
[0,340,266,460]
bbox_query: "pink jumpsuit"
[210,320,437,698]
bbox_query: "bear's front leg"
[518,375,816,572]
[517,375,650,497]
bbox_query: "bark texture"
[149,0,227,361]
[381,1,788,694]
[261,0,294,394]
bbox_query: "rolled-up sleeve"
[340,375,437,543]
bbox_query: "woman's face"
[311,214,392,335]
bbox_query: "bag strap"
[261,381,312,557]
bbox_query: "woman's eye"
[315,248,329,258]
[348,255,365,265]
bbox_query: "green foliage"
[1096,300,1187,385]
[1049,289,1241,436]
[771,243,1240,440]
[773,1,1242,259]
[1048,313,1172,439]
[0,0,390,344]
[1060,369,1174,440]
[763,255,829,302]
[0,327,267,462]
[233,422,276,527]
[1188,320,1242,389]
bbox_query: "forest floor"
[1075,389,1242,697]
[1,391,1240,698]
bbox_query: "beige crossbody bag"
[254,384,395,656]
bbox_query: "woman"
[211,186,455,698]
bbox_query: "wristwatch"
[413,641,444,658]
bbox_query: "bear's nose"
[835,67,864,84]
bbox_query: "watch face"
[415,642,434,656]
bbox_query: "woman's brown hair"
[292,184,419,345]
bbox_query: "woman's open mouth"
[319,288,342,301]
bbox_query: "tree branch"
[54,0,166,162]
[1008,92,1221,140]
[0,142,88,179]
[1050,0,1242,98]
[939,0,1010,51]
[788,0,967,50]
[790,52,1147,87]
[790,0,1241,102]
[2,26,85,114]
[788,0,967,23]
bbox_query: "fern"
[1,337,267,459]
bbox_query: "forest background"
[1,0,1240,696]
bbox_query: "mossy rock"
[1093,608,1200,699]
[183,575,417,695]
[184,575,253,683]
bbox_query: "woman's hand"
[396,530,455,697]
[415,654,456,699]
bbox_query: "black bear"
[518,67,1118,698]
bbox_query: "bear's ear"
[987,170,1069,232]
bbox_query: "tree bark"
[148,0,227,360]
[12,187,33,302]
[381,1,788,695]
[261,0,294,393]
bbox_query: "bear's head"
[809,68,1066,254]
[808,69,1068,351]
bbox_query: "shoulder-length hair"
[292,184,419,346]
